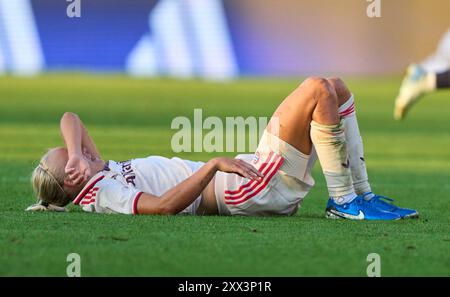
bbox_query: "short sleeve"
[96,179,143,215]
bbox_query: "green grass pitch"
[0,74,449,276]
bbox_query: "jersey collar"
[73,172,105,205]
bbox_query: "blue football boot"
[325,195,401,220]
[363,192,419,219]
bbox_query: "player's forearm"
[157,159,219,214]
[80,120,101,159]
[60,112,83,156]
[60,112,100,159]
[138,157,259,215]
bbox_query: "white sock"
[332,192,357,205]
[339,95,372,196]
[426,72,437,91]
[363,192,375,200]
[310,120,356,198]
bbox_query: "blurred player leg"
[394,28,450,120]
[394,64,437,120]
[394,66,450,120]
[421,28,450,74]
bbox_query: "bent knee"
[300,76,337,102]
[327,77,351,103]
[327,77,345,86]
[302,76,331,90]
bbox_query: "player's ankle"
[362,191,375,201]
[426,72,437,91]
[331,192,357,205]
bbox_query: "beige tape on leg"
[310,120,354,197]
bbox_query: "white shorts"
[421,28,450,73]
[214,130,317,216]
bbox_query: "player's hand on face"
[65,153,91,186]
[213,157,263,181]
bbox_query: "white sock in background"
[339,95,374,200]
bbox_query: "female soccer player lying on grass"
[29,77,418,220]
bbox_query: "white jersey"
[73,156,205,215]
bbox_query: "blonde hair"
[31,149,72,207]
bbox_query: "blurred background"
[0,0,449,79]
[1,0,449,277]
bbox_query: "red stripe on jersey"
[84,192,97,199]
[81,199,95,205]
[73,176,104,205]
[79,187,99,205]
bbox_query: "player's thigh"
[266,77,329,155]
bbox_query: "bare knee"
[302,76,333,92]
[287,76,338,117]
[327,77,352,106]
[300,77,339,125]
[301,76,338,104]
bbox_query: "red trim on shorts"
[224,152,274,195]
[225,155,284,205]
[225,154,280,200]
[132,192,144,215]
